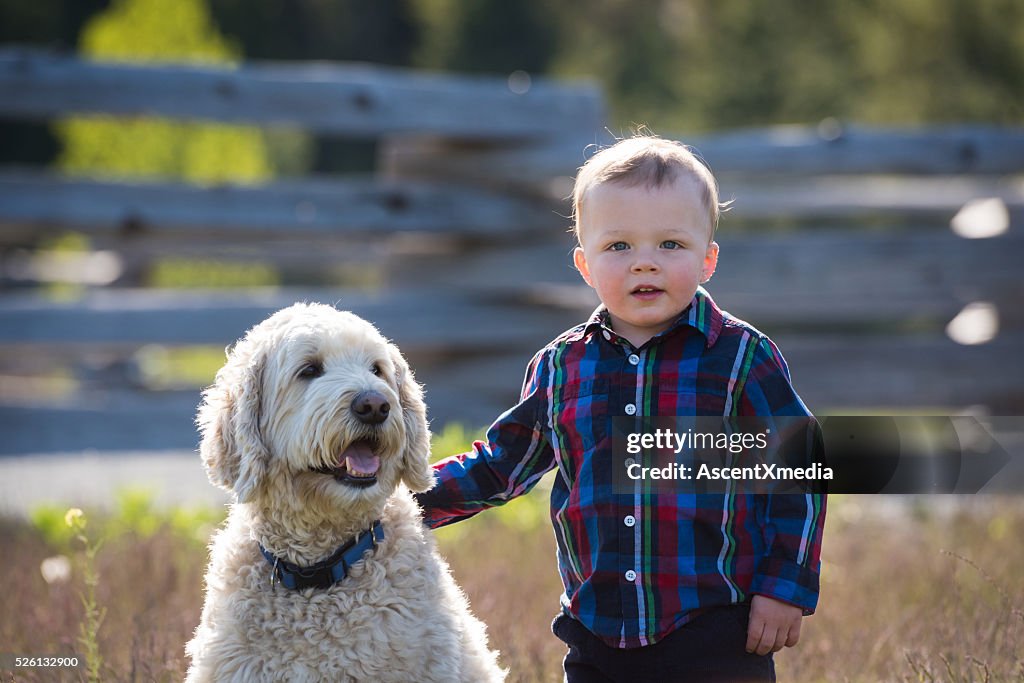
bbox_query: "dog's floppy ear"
[388,344,434,492]
[197,340,270,503]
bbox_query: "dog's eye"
[370,363,382,377]
[298,362,324,380]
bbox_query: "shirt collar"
[580,286,724,348]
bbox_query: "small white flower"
[40,555,72,585]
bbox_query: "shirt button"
[628,354,640,365]
[602,330,612,340]
[625,403,637,416]
[625,458,636,467]
[625,570,637,582]
[624,515,636,527]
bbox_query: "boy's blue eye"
[661,240,683,250]
[608,241,629,251]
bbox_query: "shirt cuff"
[750,557,820,615]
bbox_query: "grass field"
[1,483,1021,682]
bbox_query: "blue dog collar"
[259,520,385,591]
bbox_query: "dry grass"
[781,497,1024,683]
[1,496,1022,682]
[0,517,204,682]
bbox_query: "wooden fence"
[0,47,1022,455]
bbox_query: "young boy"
[415,135,825,682]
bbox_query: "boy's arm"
[738,336,827,616]
[414,348,556,529]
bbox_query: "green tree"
[208,0,418,65]
[545,0,1024,132]
[57,0,273,184]
[412,0,557,74]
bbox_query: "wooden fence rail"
[0,170,554,237]
[0,48,603,139]
[2,171,1023,241]
[382,126,1024,194]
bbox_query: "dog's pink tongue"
[342,440,380,475]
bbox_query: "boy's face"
[573,176,719,348]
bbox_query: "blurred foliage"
[411,0,557,74]
[39,232,91,253]
[0,0,109,164]
[542,0,1024,131]
[207,0,417,65]
[0,0,109,48]
[147,257,279,289]
[30,489,223,550]
[429,422,484,465]
[430,422,554,541]
[133,344,227,390]
[77,0,238,61]
[56,0,273,184]
[106,487,222,542]
[428,0,1023,129]
[31,504,80,548]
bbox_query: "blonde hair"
[572,134,726,241]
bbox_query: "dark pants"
[552,604,775,683]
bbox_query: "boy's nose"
[630,255,660,272]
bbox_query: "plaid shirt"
[415,287,825,648]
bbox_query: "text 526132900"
[0,654,81,670]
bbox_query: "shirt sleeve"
[739,336,827,614]
[414,347,557,529]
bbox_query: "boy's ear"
[701,241,720,283]
[573,247,594,287]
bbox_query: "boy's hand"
[746,595,803,656]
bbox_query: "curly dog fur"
[185,303,505,682]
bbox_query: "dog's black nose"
[351,390,390,424]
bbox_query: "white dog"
[185,303,505,682]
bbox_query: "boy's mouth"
[631,285,664,300]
